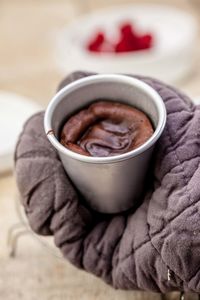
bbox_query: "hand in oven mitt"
[15,71,200,293]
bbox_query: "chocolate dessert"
[60,101,154,157]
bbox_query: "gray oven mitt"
[15,71,200,293]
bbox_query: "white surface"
[55,4,198,83]
[0,92,42,173]
[193,96,200,105]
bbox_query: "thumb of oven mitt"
[15,71,200,293]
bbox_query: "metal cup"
[44,74,166,213]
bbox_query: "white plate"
[0,92,42,174]
[54,4,198,83]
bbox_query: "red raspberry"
[120,23,133,35]
[116,22,138,52]
[86,23,153,54]
[115,39,128,53]
[87,32,105,52]
[138,34,153,49]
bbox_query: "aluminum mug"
[44,74,166,213]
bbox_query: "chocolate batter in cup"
[44,74,166,213]
[60,101,154,157]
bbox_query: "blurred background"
[1,0,200,105]
[0,0,200,299]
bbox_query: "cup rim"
[44,74,166,164]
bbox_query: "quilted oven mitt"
[15,71,200,293]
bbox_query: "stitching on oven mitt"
[15,71,200,293]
